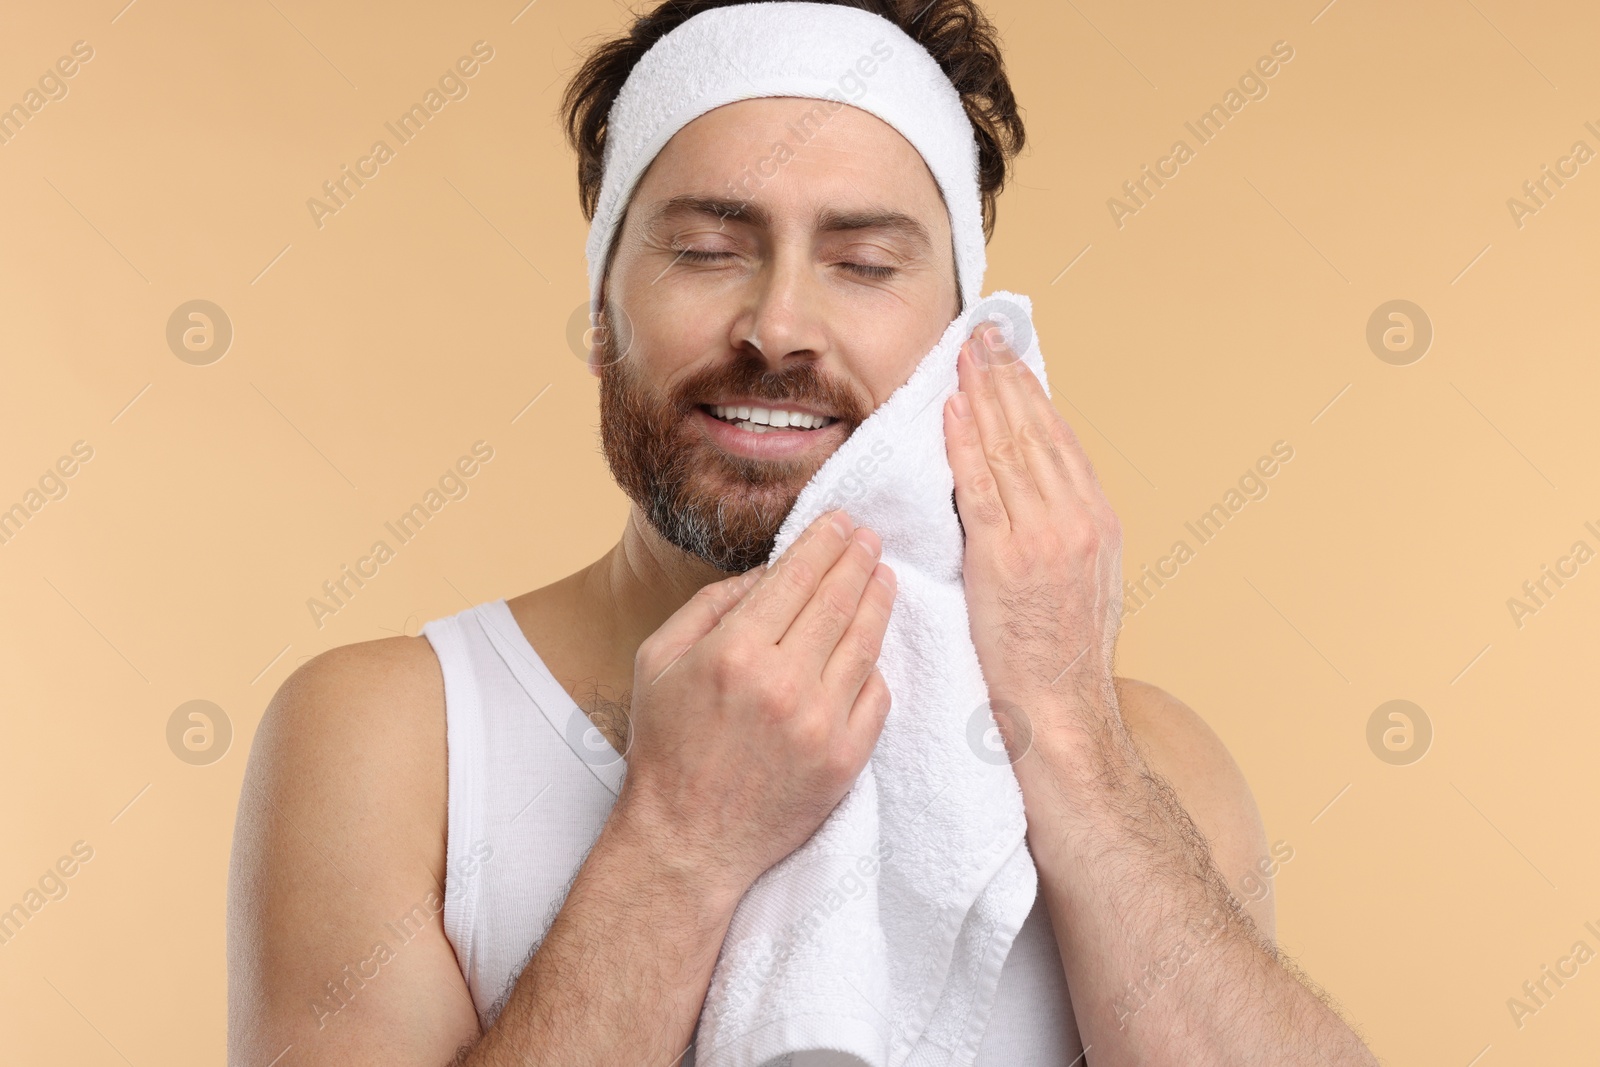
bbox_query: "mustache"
[664,349,871,424]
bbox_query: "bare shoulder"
[228,635,477,1064]
[1111,676,1254,826]
[1112,676,1277,940]
[245,635,447,822]
[237,632,450,879]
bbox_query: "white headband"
[584,1,987,316]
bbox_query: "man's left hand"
[943,321,1125,762]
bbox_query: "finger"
[779,524,884,672]
[736,508,856,644]
[826,561,897,731]
[642,567,765,678]
[844,664,893,760]
[710,565,772,633]
[944,385,1010,536]
[972,324,1082,510]
[974,323,1110,509]
[955,336,1042,525]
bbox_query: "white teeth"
[709,404,833,430]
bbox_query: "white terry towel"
[692,293,1050,1067]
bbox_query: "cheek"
[611,315,730,414]
[627,304,723,382]
[611,241,727,328]
[864,306,953,397]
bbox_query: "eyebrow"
[648,195,934,254]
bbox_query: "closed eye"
[841,263,897,279]
[672,248,734,264]
[672,248,897,280]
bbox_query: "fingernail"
[829,509,853,537]
[972,332,993,372]
[985,328,1012,365]
[950,391,972,419]
[852,526,882,556]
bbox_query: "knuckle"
[636,632,686,674]
[1067,522,1101,558]
[756,674,801,722]
[966,471,1006,524]
[847,623,885,669]
[1016,419,1055,454]
[823,739,859,781]
[798,595,853,649]
[633,638,662,676]
[819,581,860,625]
[776,554,818,594]
[970,467,1000,498]
[787,708,831,755]
[1046,419,1075,451]
[971,493,1007,529]
[710,640,760,685]
[987,438,1023,470]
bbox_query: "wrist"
[1010,688,1136,795]
[605,788,754,916]
[1009,693,1147,871]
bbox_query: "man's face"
[596,96,960,573]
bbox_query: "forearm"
[1021,697,1375,1066]
[459,800,742,1066]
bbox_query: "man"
[228,2,1378,1064]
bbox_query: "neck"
[579,505,740,673]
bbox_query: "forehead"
[627,96,952,235]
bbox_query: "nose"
[728,245,830,373]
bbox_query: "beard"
[596,305,869,573]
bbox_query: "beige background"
[2,0,1596,1062]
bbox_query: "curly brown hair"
[560,0,1026,242]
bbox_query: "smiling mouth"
[699,403,840,434]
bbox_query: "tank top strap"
[420,598,627,1028]
[418,605,487,989]
[473,598,627,796]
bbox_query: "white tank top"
[422,599,1082,1065]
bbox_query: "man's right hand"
[617,507,898,898]
[227,508,897,1067]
